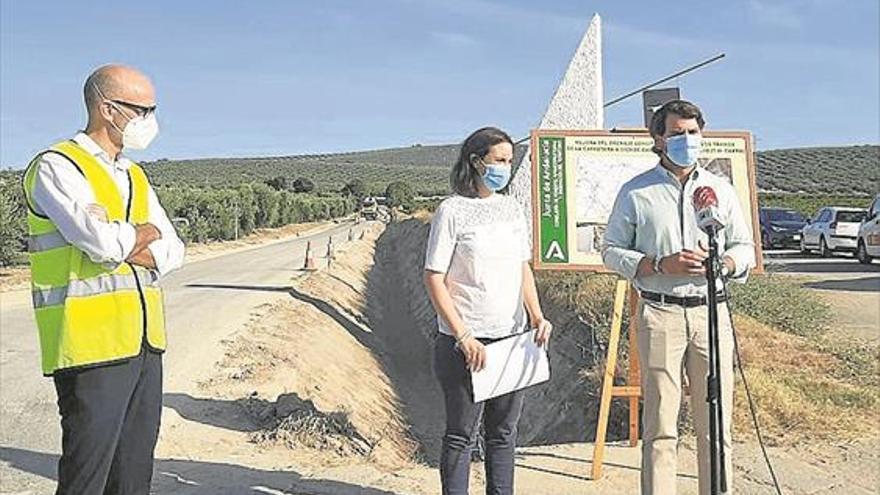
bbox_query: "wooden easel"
[591,279,641,480]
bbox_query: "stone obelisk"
[510,13,604,246]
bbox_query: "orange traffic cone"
[303,241,317,271]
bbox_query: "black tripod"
[704,227,728,494]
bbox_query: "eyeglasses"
[110,99,157,118]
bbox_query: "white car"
[856,194,880,264]
[800,206,867,257]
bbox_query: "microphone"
[693,186,725,234]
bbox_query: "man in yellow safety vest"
[22,64,184,494]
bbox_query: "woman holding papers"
[424,126,552,495]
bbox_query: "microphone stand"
[704,226,728,494]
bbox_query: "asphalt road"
[0,220,366,493]
[762,249,880,343]
[763,248,880,285]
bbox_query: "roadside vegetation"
[756,144,878,196]
[536,272,879,445]
[728,275,879,443]
[2,143,876,266]
[0,172,356,266]
[0,177,27,266]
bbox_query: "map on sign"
[574,155,656,256]
[530,130,762,271]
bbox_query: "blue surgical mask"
[664,133,702,167]
[481,163,511,192]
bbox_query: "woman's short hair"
[450,127,514,197]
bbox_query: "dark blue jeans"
[433,334,525,495]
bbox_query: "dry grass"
[731,314,878,445]
[408,209,434,222]
[248,395,373,457]
[536,271,880,447]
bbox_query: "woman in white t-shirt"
[424,127,552,495]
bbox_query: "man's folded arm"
[32,155,136,265]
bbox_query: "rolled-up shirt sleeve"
[602,189,645,280]
[425,202,456,273]
[144,186,185,277]
[31,154,136,266]
[720,187,756,281]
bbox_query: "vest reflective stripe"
[24,140,167,376]
[31,287,67,308]
[31,270,160,309]
[28,231,70,253]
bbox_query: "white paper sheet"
[471,329,551,402]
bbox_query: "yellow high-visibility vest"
[23,140,166,376]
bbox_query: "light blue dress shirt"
[602,164,756,297]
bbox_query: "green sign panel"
[537,136,568,264]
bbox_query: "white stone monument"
[510,13,604,247]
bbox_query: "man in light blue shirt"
[603,100,755,495]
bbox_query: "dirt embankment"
[199,218,446,469]
[368,219,626,449]
[200,217,624,471]
[199,223,420,469]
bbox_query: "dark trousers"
[433,334,525,495]
[53,347,163,495]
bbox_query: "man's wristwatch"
[653,255,664,274]
[721,260,732,278]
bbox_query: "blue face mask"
[481,163,511,192]
[664,133,702,167]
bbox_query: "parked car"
[856,194,880,264]
[759,207,808,249]
[800,206,867,257]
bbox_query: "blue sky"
[2,0,878,167]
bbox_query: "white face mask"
[664,133,701,168]
[94,82,159,150]
[118,113,159,150]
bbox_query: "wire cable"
[721,278,784,495]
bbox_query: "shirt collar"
[72,132,133,171]
[654,162,701,182]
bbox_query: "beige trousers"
[637,299,734,495]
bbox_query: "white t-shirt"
[424,194,531,339]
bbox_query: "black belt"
[640,291,727,308]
